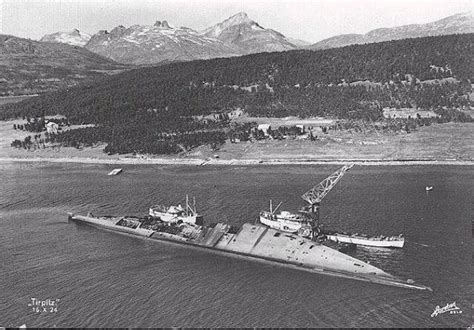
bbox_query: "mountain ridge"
[0,34,127,95]
[42,12,300,65]
[83,21,241,65]
[38,11,472,64]
[3,33,472,121]
[309,12,473,50]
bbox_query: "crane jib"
[301,164,354,205]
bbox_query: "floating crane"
[260,164,405,247]
[300,164,354,234]
[259,164,355,239]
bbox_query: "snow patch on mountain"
[40,29,91,47]
[84,20,241,65]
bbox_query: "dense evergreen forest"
[3,34,473,154]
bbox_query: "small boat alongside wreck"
[149,195,203,225]
[259,208,309,234]
[323,231,405,248]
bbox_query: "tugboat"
[259,201,307,233]
[149,195,203,225]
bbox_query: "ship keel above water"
[68,213,432,291]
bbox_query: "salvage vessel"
[149,195,203,225]
[68,205,430,291]
[259,200,308,233]
[259,164,405,248]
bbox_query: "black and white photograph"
[0,0,472,328]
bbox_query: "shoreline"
[2,120,473,167]
[0,156,472,166]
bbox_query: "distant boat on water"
[108,168,123,176]
[425,186,433,191]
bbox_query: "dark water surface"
[0,162,471,327]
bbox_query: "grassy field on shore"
[210,123,474,162]
[0,119,473,164]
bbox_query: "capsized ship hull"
[68,213,430,291]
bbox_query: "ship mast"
[184,195,198,216]
[185,195,189,216]
[300,164,354,236]
[269,200,282,215]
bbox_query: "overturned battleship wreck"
[68,209,431,291]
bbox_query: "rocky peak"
[110,25,126,35]
[198,11,296,53]
[200,12,256,39]
[154,20,171,29]
[231,12,249,20]
[224,12,253,26]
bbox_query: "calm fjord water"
[0,162,471,327]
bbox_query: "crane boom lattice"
[301,164,354,206]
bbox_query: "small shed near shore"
[257,124,271,136]
[46,121,59,134]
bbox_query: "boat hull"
[149,209,203,225]
[326,234,405,248]
[259,215,302,233]
[108,168,122,176]
[68,213,428,291]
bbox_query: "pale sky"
[1,0,472,43]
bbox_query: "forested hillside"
[2,33,472,122]
[3,34,473,155]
